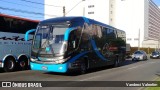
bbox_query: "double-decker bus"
[0,14,39,72]
[25,17,126,74]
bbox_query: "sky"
[0,0,44,20]
[0,0,160,21]
[152,0,160,6]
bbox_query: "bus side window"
[68,30,80,51]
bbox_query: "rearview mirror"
[25,29,36,41]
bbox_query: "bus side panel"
[0,32,32,68]
[88,25,116,68]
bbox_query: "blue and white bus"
[0,14,39,72]
[25,17,126,74]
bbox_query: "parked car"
[150,51,160,59]
[132,50,148,61]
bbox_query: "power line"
[20,0,63,8]
[65,0,84,15]
[0,0,43,9]
[0,6,59,17]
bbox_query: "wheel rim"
[20,61,26,67]
[115,58,119,67]
[115,60,118,66]
[7,60,14,69]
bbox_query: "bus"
[0,14,39,72]
[25,17,126,74]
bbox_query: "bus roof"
[0,13,40,22]
[40,16,124,32]
[40,16,123,31]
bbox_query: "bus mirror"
[25,29,36,41]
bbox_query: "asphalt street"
[0,58,160,90]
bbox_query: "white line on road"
[137,77,160,90]
[78,61,160,81]
[79,75,102,81]
[127,61,157,70]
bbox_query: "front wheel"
[4,57,16,72]
[80,63,87,74]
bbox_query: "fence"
[130,47,156,54]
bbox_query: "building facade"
[45,0,160,48]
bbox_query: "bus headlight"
[56,60,65,63]
[30,57,38,62]
[56,56,71,64]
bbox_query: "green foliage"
[143,78,160,90]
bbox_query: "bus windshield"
[32,24,68,55]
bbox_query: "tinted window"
[92,25,102,38]
[152,52,159,55]
[68,28,81,52]
[105,28,116,39]
[134,51,143,54]
[0,16,38,34]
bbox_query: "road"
[0,59,160,90]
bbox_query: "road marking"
[153,77,159,81]
[127,61,157,70]
[78,61,160,81]
[138,87,144,90]
[79,75,102,81]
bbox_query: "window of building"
[110,18,112,21]
[110,11,113,14]
[88,5,94,8]
[111,4,113,8]
[134,38,139,41]
[88,12,94,14]
[127,38,132,41]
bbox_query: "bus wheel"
[80,63,87,74]
[4,57,16,72]
[18,57,28,70]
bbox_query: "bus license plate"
[42,66,48,70]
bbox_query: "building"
[44,0,110,24]
[45,0,160,48]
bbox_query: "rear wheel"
[114,57,120,67]
[4,57,16,72]
[18,57,29,70]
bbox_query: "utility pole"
[63,6,65,17]
[83,7,85,16]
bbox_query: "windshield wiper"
[36,26,55,57]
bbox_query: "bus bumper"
[30,62,68,73]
